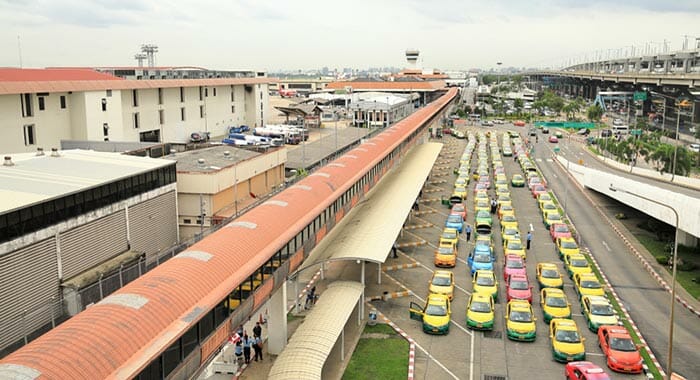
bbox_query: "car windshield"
[477,201,489,208]
[542,269,559,278]
[453,205,465,213]
[591,304,615,316]
[476,275,495,286]
[555,225,569,233]
[476,211,490,218]
[581,280,601,289]
[509,310,532,322]
[474,253,491,263]
[540,195,551,202]
[534,185,545,191]
[442,231,457,239]
[498,196,511,202]
[447,215,462,223]
[555,330,581,343]
[506,259,523,269]
[437,247,453,255]
[561,241,577,249]
[507,241,523,250]
[501,205,513,211]
[571,259,588,267]
[546,296,567,308]
[425,304,447,316]
[548,214,562,221]
[510,280,528,290]
[544,204,556,210]
[504,228,518,236]
[470,301,491,313]
[503,215,516,222]
[432,276,451,286]
[610,337,637,352]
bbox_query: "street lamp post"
[609,185,679,380]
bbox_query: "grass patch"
[635,235,700,299]
[287,313,304,322]
[343,325,408,380]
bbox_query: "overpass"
[557,155,700,245]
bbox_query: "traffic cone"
[259,313,264,325]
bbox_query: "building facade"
[0,68,273,154]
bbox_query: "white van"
[612,124,629,134]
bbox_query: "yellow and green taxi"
[497,194,513,208]
[452,186,468,200]
[409,293,451,335]
[505,300,537,342]
[581,295,619,332]
[501,226,521,243]
[429,270,455,300]
[543,210,564,228]
[466,293,495,330]
[475,200,490,214]
[500,214,519,230]
[474,190,489,205]
[540,288,571,323]
[455,177,468,188]
[472,270,498,300]
[549,318,586,362]
[536,262,564,289]
[511,174,525,187]
[556,237,580,260]
[495,186,511,198]
[497,204,516,220]
[434,246,457,268]
[564,253,593,278]
[503,238,527,260]
[537,193,554,210]
[573,273,605,298]
[439,228,460,249]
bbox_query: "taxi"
[540,288,572,323]
[439,228,460,249]
[409,294,451,334]
[500,214,519,230]
[429,270,455,300]
[455,177,469,188]
[445,213,465,233]
[474,190,489,204]
[495,186,511,198]
[541,201,558,218]
[581,295,619,332]
[574,273,605,298]
[550,223,573,241]
[536,262,564,289]
[544,210,564,228]
[537,193,554,210]
[511,173,525,187]
[505,300,537,342]
[468,245,494,275]
[506,273,532,302]
[497,204,516,219]
[451,203,467,221]
[550,318,586,363]
[598,326,644,374]
[503,239,526,261]
[531,184,548,199]
[474,200,491,214]
[434,246,457,268]
[556,237,580,260]
[564,254,593,278]
[497,194,513,208]
[475,233,495,254]
[564,362,609,379]
[501,226,521,244]
[472,270,499,300]
[475,210,493,229]
[452,186,468,200]
[503,253,526,280]
[466,293,495,331]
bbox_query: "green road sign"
[553,147,560,153]
[633,92,647,101]
[630,129,643,136]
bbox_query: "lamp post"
[609,185,679,380]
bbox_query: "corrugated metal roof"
[0,68,123,82]
[326,79,446,91]
[0,88,458,380]
[298,142,442,271]
[267,281,364,380]
[0,149,173,214]
[0,76,275,95]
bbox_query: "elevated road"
[529,70,700,88]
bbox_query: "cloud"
[0,0,153,28]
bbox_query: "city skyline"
[0,0,698,72]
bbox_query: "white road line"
[546,158,553,163]
[529,223,534,232]
[586,352,605,357]
[535,158,542,162]
[412,340,462,380]
[602,241,611,252]
[469,332,475,380]
[407,290,473,336]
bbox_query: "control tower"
[405,49,420,70]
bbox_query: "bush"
[677,261,697,272]
[615,213,627,220]
[655,255,669,265]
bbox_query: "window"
[157,88,163,105]
[106,89,112,97]
[231,105,235,114]
[133,112,140,129]
[103,123,109,137]
[38,97,45,111]
[204,88,208,97]
[21,93,33,117]
[180,107,186,121]
[179,87,185,102]
[200,105,205,118]
[60,95,66,109]
[132,89,139,107]
[230,86,235,102]
[199,86,203,101]
[23,124,35,145]
[101,98,107,111]
[213,88,217,96]
[159,110,165,125]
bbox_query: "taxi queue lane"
[369,127,646,380]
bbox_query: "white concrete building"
[0,68,273,154]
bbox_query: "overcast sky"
[0,0,698,72]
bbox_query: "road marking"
[535,158,542,162]
[412,340,462,380]
[602,241,611,252]
[412,254,472,297]
[529,223,534,232]
[546,158,553,162]
[469,332,475,380]
[552,173,557,178]
[407,291,473,336]
[586,352,605,357]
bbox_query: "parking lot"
[368,127,646,380]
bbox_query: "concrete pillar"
[677,230,698,247]
[267,282,288,355]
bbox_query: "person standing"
[526,231,532,250]
[242,333,252,364]
[465,224,472,241]
[253,322,262,339]
[253,335,263,362]
[234,340,243,365]
[392,242,399,258]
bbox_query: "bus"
[612,124,629,134]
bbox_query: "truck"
[254,126,301,145]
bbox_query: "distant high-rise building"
[405,49,420,70]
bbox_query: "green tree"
[514,98,524,116]
[586,104,604,123]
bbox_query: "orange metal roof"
[0,88,457,379]
[325,79,446,91]
[0,68,122,82]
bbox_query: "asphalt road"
[530,129,700,378]
[370,130,646,380]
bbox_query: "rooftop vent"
[223,150,230,157]
[50,148,60,157]
[197,158,206,168]
[36,147,45,156]
[3,156,14,166]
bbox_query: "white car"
[688,144,700,153]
